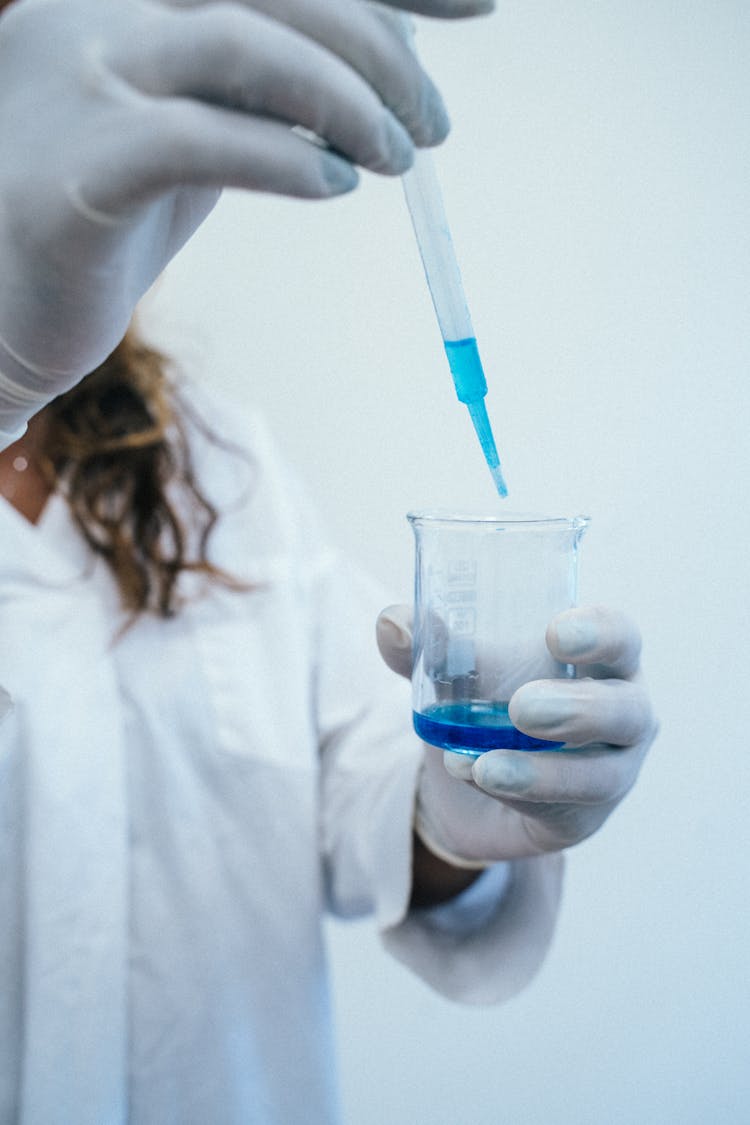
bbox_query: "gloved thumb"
[376,604,414,680]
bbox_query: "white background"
[142,2,750,1121]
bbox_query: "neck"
[0,409,54,523]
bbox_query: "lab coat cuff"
[413,862,512,936]
[381,852,565,1005]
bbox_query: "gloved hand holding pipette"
[0,0,491,447]
[377,603,657,868]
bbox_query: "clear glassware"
[408,511,589,756]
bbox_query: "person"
[0,1,657,1122]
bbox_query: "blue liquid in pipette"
[444,339,488,400]
[444,339,508,498]
[413,702,565,756]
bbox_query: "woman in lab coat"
[0,1,657,1122]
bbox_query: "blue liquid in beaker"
[413,702,565,755]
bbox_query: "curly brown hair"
[40,331,247,618]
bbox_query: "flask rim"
[407,510,590,532]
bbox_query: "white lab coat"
[0,388,563,1125]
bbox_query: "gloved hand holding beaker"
[377,602,657,868]
[0,0,490,444]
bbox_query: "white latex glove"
[0,0,491,442]
[377,603,657,868]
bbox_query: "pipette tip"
[467,399,508,499]
[491,464,509,499]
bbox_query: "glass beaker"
[408,511,589,756]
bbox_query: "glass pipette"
[401,149,508,499]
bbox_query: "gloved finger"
[417,726,650,864]
[443,750,478,780]
[169,0,495,22]
[374,0,495,18]
[76,105,363,216]
[471,743,647,808]
[545,605,642,680]
[114,7,428,180]
[376,604,414,679]
[152,0,450,149]
[509,677,656,749]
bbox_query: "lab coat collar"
[0,490,95,591]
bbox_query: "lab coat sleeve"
[312,545,565,1005]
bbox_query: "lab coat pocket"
[190,575,318,771]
